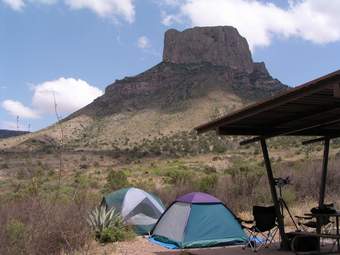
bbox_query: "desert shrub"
[154,184,197,206]
[16,169,28,179]
[132,177,156,191]
[5,219,26,254]
[1,163,9,169]
[97,223,134,243]
[165,169,192,185]
[73,172,91,189]
[105,170,129,192]
[0,196,92,255]
[79,164,89,169]
[202,165,217,175]
[198,174,218,193]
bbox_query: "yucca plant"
[87,206,133,243]
[87,206,122,233]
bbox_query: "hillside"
[0,26,287,151]
[0,129,29,139]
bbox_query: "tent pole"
[319,137,330,207]
[260,138,288,250]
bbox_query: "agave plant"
[87,206,135,243]
[87,205,124,234]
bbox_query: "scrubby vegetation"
[0,196,92,255]
[1,134,340,254]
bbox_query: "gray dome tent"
[102,187,165,234]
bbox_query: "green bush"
[97,227,116,243]
[165,169,191,184]
[198,175,218,193]
[97,226,134,243]
[6,219,26,253]
[105,170,129,191]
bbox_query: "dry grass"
[0,196,93,255]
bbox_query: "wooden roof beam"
[218,107,340,136]
[239,117,340,145]
[302,136,340,145]
[196,73,340,134]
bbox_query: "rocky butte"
[1,26,288,150]
[72,26,286,119]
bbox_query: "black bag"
[287,232,319,252]
[311,204,336,214]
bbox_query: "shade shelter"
[195,69,340,250]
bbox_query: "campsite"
[2,1,340,254]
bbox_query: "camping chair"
[240,205,279,252]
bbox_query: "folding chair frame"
[242,224,279,252]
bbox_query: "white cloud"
[2,100,39,119]
[2,0,135,23]
[65,0,135,23]
[2,77,103,120]
[0,121,18,130]
[1,0,57,10]
[33,0,58,5]
[137,35,151,49]
[0,120,30,131]
[1,0,25,10]
[161,10,181,26]
[161,0,340,50]
[160,0,181,7]
[31,77,103,115]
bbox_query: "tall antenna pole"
[16,115,19,131]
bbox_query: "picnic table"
[291,212,340,254]
[305,212,340,250]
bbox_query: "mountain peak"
[163,26,253,73]
[62,26,287,147]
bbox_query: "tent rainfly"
[102,187,165,235]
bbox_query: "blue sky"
[1,0,340,131]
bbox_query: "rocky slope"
[0,26,287,150]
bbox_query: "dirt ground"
[88,237,166,255]
[88,237,292,255]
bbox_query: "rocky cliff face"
[163,27,254,73]
[72,26,286,119]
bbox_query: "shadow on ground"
[154,244,293,255]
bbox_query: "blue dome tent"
[151,192,247,248]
